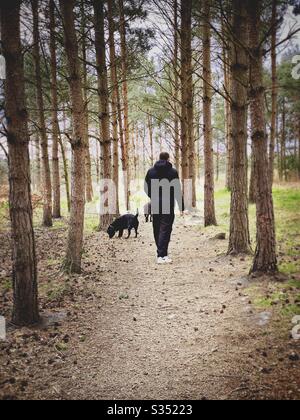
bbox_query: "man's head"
[159,152,170,161]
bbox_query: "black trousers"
[152,214,175,258]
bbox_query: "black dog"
[107,212,139,239]
[144,202,152,223]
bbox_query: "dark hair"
[159,152,170,161]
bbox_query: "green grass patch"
[55,342,68,352]
[0,277,12,293]
[253,296,273,309]
[287,279,300,289]
[84,215,99,233]
[39,281,70,302]
[279,261,300,275]
[247,278,300,319]
[273,187,300,212]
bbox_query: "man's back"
[144,153,183,263]
[145,158,184,215]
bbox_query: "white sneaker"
[163,256,173,264]
[157,257,167,265]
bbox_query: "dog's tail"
[135,209,139,218]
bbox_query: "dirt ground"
[0,216,300,400]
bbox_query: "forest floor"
[0,184,300,400]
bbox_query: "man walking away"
[145,152,184,264]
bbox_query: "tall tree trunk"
[81,0,93,203]
[34,132,41,193]
[117,82,126,206]
[203,0,217,226]
[1,0,39,326]
[222,17,233,191]
[133,124,138,179]
[147,114,154,166]
[180,0,191,194]
[249,152,257,204]
[59,0,86,273]
[276,112,281,181]
[268,0,278,188]
[228,0,251,255]
[96,139,100,184]
[173,0,180,172]
[281,98,287,182]
[93,0,113,229]
[247,0,278,274]
[216,137,220,182]
[31,0,53,227]
[108,0,120,216]
[59,134,71,213]
[119,0,131,211]
[49,0,61,219]
[298,118,300,180]
[142,127,146,175]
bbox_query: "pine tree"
[227,0,251,255]
[49,0,61,219]
[1,0,39,325]
[59,0,87,273]
[203,0,217,226]
[247,0,278,274]
[93,0,114,229]
[31,0,53,227]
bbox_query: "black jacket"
[145,160,184,214]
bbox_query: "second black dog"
[107,212,139,239]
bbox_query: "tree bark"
[108,0,120,216]
[59,134,71,213]
[228,0,251,255]
[49,0,61,219]
[247,0,278,274]
[148,114,154,166]
[96,139,100,184]
[222,16,233,191]
[180,0,191,194]
[173,0,180,172]
[280,98,287,182]
[268,0,278,188]
[298,118,300,180]
[81,0,93,203]
[34,131,41,193]
[1,0,39,325]
[93,0,113,229]
[59,0,86,274]
[203,0,217,226]
[31,0,53,227]
[249,152,257,204]
[119,0,131,211]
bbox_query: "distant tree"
[107,0,120,216]
[202,0,217,226]
[119,0,131,211]
[59,0,87,274]
[180,0,193,204]
[93,0,113,229]
[31,0,53,227]
[49,0,61,218]
[80,0,94,204]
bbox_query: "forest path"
[1,215,300,400]
[56,216,272,400]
